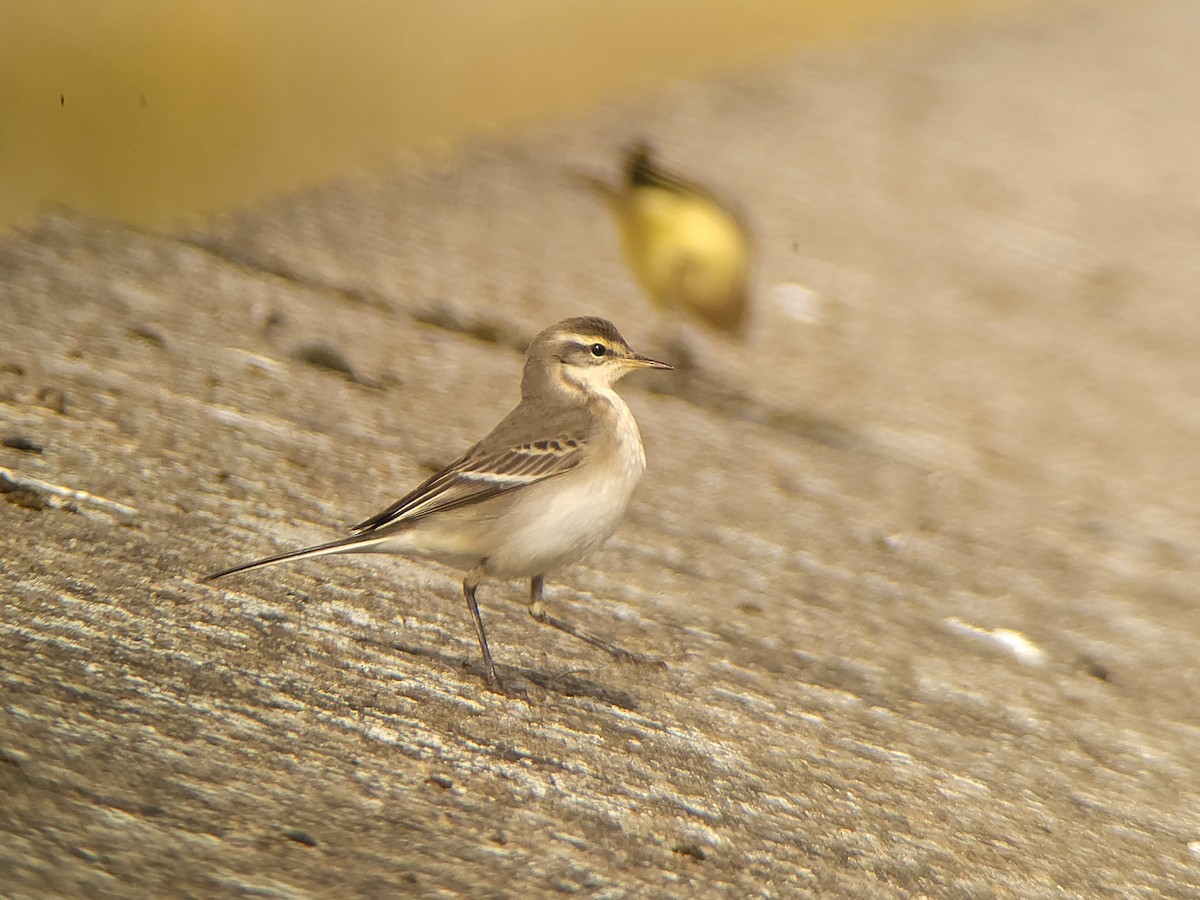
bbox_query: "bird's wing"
[351,432,587,534]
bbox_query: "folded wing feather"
[351,435,585,533]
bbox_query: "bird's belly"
[624,190,746,311]
[485,435,645,578]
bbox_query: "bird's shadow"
[358,635,642,710]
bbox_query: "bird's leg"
[463,565,501,688]
[527,575,665,669]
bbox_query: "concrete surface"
[3,0,1199,896]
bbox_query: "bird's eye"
[590,343,606,357]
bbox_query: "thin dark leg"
[463,566,500,687]
[527,575,665,669]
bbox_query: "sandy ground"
[3,0,1199,895]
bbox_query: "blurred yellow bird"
[583,144,752,337]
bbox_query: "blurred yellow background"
[0,0,1016,233]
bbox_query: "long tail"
[203,533,394,582]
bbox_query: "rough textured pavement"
[3,0,1200,896]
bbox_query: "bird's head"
[523,316,671,397]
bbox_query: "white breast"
[485,390,646,578]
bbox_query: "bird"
[581,143,752,338]
[205,316,673,689]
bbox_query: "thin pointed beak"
[628,352,673,370]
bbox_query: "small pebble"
[672,843,709,862]
[129,325,167,347]
[282,828,318,847]
[292,342,358,380]
[2,435,43,453]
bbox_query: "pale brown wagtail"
[206,316,672,689]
